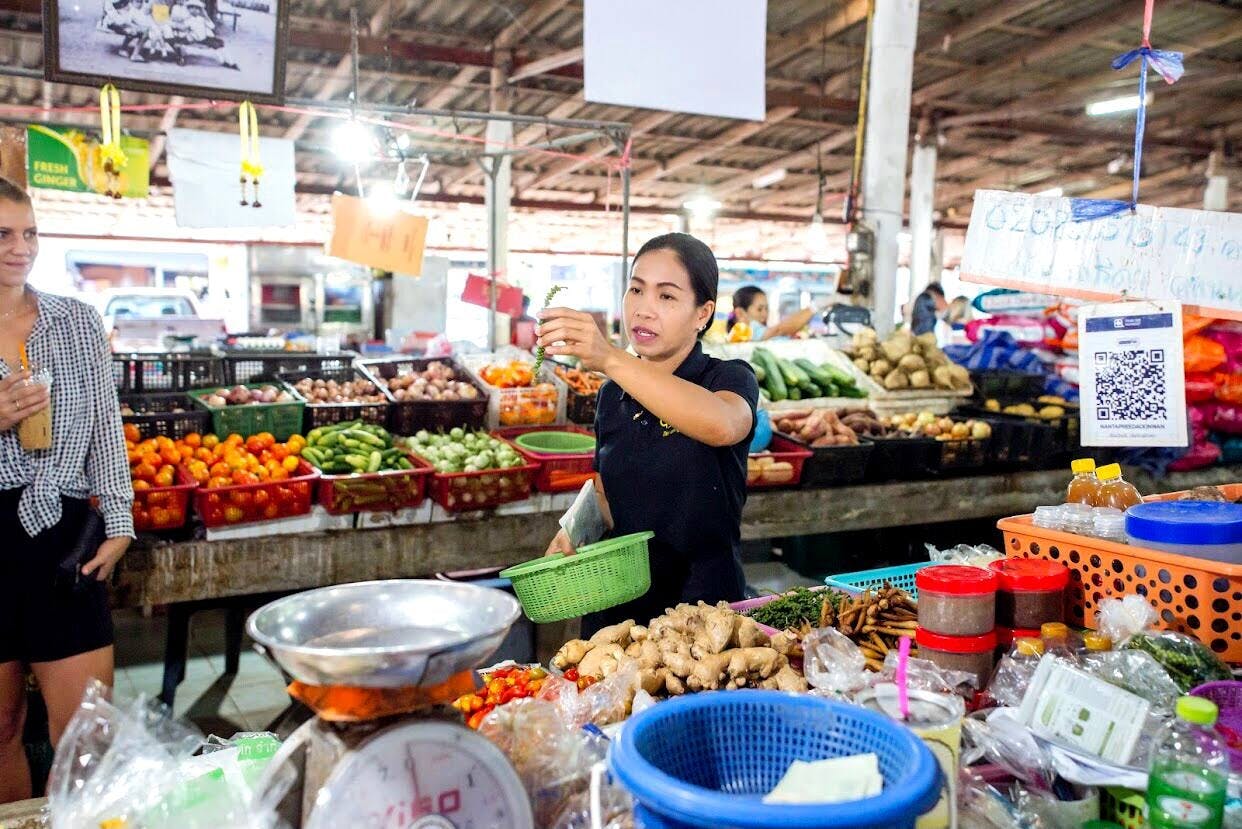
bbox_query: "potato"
[853,357,871,373]
[908,369,931,389]
[932,366,955,389]
[883,369,910,390]
[897,354,926,373]
[870,359,893,378]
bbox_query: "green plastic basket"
[189,385,306,440]
[1100,787,1146,829]
[514,430,597,454]
[500,531,653,623]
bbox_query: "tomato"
[245,435,265,454]
[195,448,214,463]
[268,467,289,482]
[146,490,170,507]
[183,432,202,448]
[205,492,222,507]
[140,452,162,469]
[132,463,157,482]
[133,508,150,528]
[150,507,171,527]
[132,479,151,492]
[207,476,231,489]
[225,433,244,446]
[201,434,220,449]
[229,490,253,508]
[123,423,141,443]
[282,455,301,473]
[271,444,289,461]
[154,469,176,489]
[290,481,310,499]
[263,503,280,520]
[224,506,245,523]
[160,447,181,466]
[253,489,270,508]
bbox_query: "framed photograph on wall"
[43,0,289,103]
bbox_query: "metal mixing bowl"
[246,579,522,688]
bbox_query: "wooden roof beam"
[706,129,856,200]
[923,0,1047,52]
[517,110,675,196]
[508,46,583,83]
[631,106,799,185]
[767,0,870,69]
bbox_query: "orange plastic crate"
[998,483,1242,661]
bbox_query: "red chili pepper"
[564,668,579,682]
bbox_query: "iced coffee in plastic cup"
[18,367,51,451]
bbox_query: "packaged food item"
[1123,631,1232,693]
[1125,501,1242,564]
[914,628,997,688]
[1092,507,1128,542]
[916,565,999,636]
[1096,463,1143,510]
[1033,505,1065,530]
[1147,696,1228,829]
[989,558,1069,629]
[1067,458,1100,505]
[1041,622,1071,651]
[1060,502,1097,535]
[1017,656,1152,765]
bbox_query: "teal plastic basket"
[824,562,937,601]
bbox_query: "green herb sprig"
[531,284,564,380]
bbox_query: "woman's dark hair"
[0,176,31,206]
[726,285,766,332]
[632,232,718,338]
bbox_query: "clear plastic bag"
[537,658,638,728]
[560,478,607,550]
[1081,649,1182,715]
[1096,595,1157,644]
[956,769,1025,829]
[802,626,868,695]
[925,542,1003,569]
[962,711,1056,790]
[1012,783,1099,829]
[1122,629,1233,693]
[988,648,1044,709]
[48,680,266,829]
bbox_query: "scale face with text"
[248,580,534,829]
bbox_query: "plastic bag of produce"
[1186,372,1219,402]
[1081,649,1182,716]
[961,711,1055,789]
[1217,373,1242,405]
[1123,630,1232,693]
[49,680,266,829]
[537,657,639,729]
[1185,334,1227,373]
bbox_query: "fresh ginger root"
[552,639,592,669]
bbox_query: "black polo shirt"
[586,342,759,632]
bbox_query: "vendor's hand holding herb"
[537,307,619,374]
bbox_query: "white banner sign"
[962,190,1242,320]
[167,128,296,229]
[583,0,766,121]
[1078,301,1187,448]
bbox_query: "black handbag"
[55,506,106,593]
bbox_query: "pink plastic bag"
[1204,402,1242,435]
[1169,440,1222,472]
[1185,335,1227,374]
[1204,327,1242,373]
[1185,373,1217,403]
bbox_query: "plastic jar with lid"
[916,565,1000,636]
[988,557,1070,629]
[1092,507,1127,542]
[1059,502,1096,536]
[915,628,998,689]
[1125,501,1242,564]
[1033,505,1065,530]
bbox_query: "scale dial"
[307,720,533,829]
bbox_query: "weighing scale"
[248,580,535,829]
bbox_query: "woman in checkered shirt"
[0,177,133,802]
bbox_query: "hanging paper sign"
[461,274,524,317]
[26,124,148,198]
[961,190,1242,321]
[1078,301,1187,448]
[327,194,429,274]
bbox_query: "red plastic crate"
[423,460,540,512]
[317,453,433,514]
[193,460,319,527]
[493,425,596,493]
[747,434,812,489]
[132,466,196,532]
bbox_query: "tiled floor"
[109,560,810,739]
[114,608,293,737]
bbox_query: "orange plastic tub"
[998,483,1242,661]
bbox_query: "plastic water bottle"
[1148,696,1229,829]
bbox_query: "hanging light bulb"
[805,211,829,257]
[332,119,376,163]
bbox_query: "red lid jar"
[916,565,999,637]
[915,627,998,689]
[988,558,1070,630]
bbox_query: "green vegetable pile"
[404,428,527,474]
[751,348,867,402]
[301,421,412,474]
[748,587,840,631]
[1124,631,1232,692]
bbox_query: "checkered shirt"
[0,289,134,539]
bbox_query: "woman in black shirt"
[540,234,758,635]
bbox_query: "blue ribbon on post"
[1070,44,1184,222]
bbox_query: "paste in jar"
[988,558,1070,629]
[916,565,999,637]
[915,628,997,689]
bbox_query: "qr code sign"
[1093,349,1167,421]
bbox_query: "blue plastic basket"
[610,690,940,829]
[824,562,937,602]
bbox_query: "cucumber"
[788,385,802,401]
[774,357,808,388]
[818,362,859,389]
[752,362,766,384]
[752,350,786,402]
[795,358,835,389]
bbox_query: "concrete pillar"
[485,55,513,350]
[861,0,920,336]
[1204,151,1227,212]
[908,133,938,296]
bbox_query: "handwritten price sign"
[328,193,429,274]
[962,190,1242,320]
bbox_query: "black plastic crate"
[775,433,873,488]
[929,436,990,475]
[120,392,212,440]
[862,436,938,482]
[552,362,603,426]
[357,357,488,435]
[112,352,223,393]
[971,371,1046,402]
[278,368,390,431]
[222,351,357,385]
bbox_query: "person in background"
[910,281,949,336]
[0,177,133,803]
[725,285,818,341]
[945,296,973,329]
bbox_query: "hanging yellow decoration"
[238,101,264,208]
[98,84,126,199]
